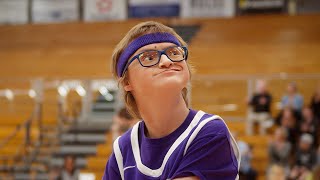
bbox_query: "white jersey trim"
[183,115,241,180]
[113,110,241,179]
[130,110,206,177]
[183,115,220,155]
[113,136,124,180]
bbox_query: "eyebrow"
[135,45,177,55]
[135,48,158,55]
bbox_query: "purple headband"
[117,32,181,77]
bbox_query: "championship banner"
[32,0,79,23]
[0,0,28,24]
[181,0,236,18]
[83,0,127,22]
[129,0,180,18]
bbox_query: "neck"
[135,90,189,139]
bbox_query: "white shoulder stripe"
[183,115,221,155]
[183,115,241,179]
[113,136,124,180]
[131,110,206,178]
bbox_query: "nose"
[158,54,173,68]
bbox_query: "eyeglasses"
[121,46,188,76]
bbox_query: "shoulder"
[197,113,229,137]
[181,112,239,175]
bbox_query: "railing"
[0,103,42,178]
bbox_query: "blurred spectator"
[58,155,79,180]
[312,147,320,180]
[300,107,318,147]
[268,127,291,169]
[281,82,304,112]
[266,164,286,180]
[288,166,312,180]
[111,107,137,141]
[234,132,257,180]
[318,146,320,165]
[294,134,317,170]
[246,80,273,135]
[288,134,317,180]
[312,165,320,180]
[310,84,320,120]
[280,108,299,146]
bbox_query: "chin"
[153,75,188,91]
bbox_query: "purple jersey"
[103,109,240,180]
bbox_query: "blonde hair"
[111,21,193,118]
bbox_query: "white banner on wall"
[181,0,236,18]
[0,0,29,24]
[83,0,127,22]
[32,0,79,23]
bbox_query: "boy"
[103,21,240,180]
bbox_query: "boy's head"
[255,79,267,94]
[287,82,297,94]
[274,127,288,141]
[299,133,313,151]
[111,21,193,118]
[64,155,76,173]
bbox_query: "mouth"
[155,68,181,76]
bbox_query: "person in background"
[111,107,136,141]
[288,134,316,180]
[311,165,320,180]
[280,108,299,146]
[233,132,257,180]
[246,79,273,135]
[312,146,320,180]
[288,166,313,180]
[299,107,318,147]
[318,145,320,165]
[281,82,304,112]
[58,155,79,180]
[268,127,291,171]
[294,134,317,170]
[310,83,320,121]
[266,164,286,180]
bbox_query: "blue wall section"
[129,4,180,18]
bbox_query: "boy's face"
[124,42,189,97]
[287,84,296,94]
[302,108,313,120]
[299,141,311,151]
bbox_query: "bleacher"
[0,14,320,179]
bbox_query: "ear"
[124,80,133,92]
